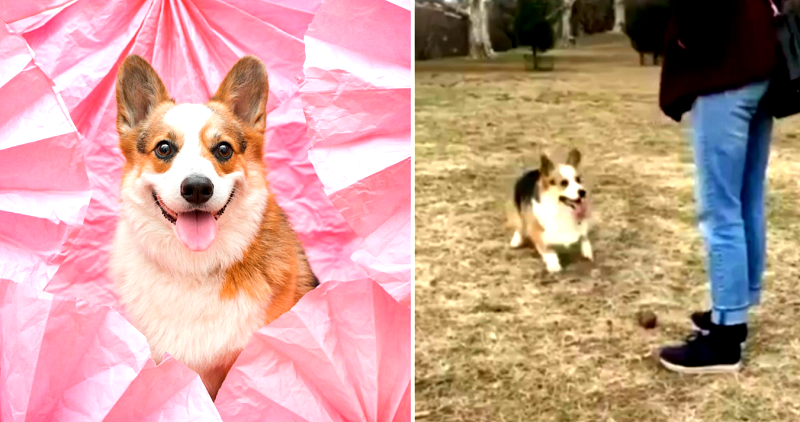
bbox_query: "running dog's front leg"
[580,237,594,261]
[528,218,561,273]
[540,248,562,273]
[509,230,525,248]
[532,233,561,273]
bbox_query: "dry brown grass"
[415,33,800,422]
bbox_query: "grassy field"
[414,34,800,422]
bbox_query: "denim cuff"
[712,307,748,326]
[749,289,761,307]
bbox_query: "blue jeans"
[691,79,772,326]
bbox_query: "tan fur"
[220,196,317,310]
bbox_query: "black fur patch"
[514,169,541,211]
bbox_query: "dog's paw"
[545,264,562,273]
[581,240,594,261]
[543,253,562,273]
[509,231,524,248]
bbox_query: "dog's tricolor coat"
[510,149,593,272]
[110,55,317,399]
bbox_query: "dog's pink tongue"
[175,211,218,251]
[574,202,589,220]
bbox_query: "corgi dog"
[509,149,592,273]
[110,55,318,399]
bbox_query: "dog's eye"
[549,180,555,185]
[561,180,568,187]
[214,142,233,161]
[155,141,174,159]
[576,176,582,184]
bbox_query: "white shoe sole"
[659,358,741,374]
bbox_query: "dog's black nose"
[578,189,586,198]
[181,176,214,205]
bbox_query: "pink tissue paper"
[0,279,221,421]
[301,0,412,305]
[215,278,411,421]
[0,20,91,291]
[0,0,410,419]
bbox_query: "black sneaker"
[690,310,712,332]
[659,324,747,374]
[690,310,747,347]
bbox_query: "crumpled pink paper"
[0,21,90,291]
[215,278,411,421]
[301,0,411,305]
[0,279,221,421]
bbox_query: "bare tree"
[468,0,495,59]
[613,0,625,32]
[560,0,576,46]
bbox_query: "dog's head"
[115,55,269,254]
[538,149,588,220]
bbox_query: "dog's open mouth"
[152,189,235,252]
[559,196,588,219]
[152,189,235,224]
[559,196,581,209]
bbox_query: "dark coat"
[659,0,779,122]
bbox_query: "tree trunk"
[468,0,495,59]
[613,0,625,33]
[561,0,576,47]
[532,47,538,70]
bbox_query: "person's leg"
[694,81,769,326]
[688,93,772,336]
[741,104,773,308]
[660,80,769,373]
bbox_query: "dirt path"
[415,34,800,422]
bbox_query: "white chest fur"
[533,200,588,247]
[111,222,268,378]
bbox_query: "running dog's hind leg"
[508,207,528,248]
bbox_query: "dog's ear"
[212,56,269,134]
[566,148,581,167]
[116,55,171,137]
[540,153,554,175]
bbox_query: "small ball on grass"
[636,309,657,329]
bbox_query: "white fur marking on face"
[143,104,243,214]
[164,104,214,160]
[559,165,575,180]
[558,164,582,200]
